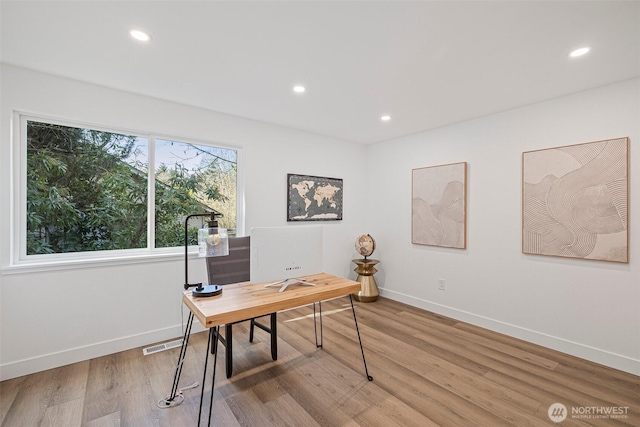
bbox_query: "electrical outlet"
[438,279,446,290]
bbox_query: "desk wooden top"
[183,272,361,328]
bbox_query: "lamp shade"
[198,227,229,258]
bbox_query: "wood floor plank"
[224,388,277,426]
[83,411,121,427]
[81,353,122,425]
[353,395,438,427]
[0,376,24,424]
[0,361,88,427]
[265,393,322,426]
[1,382,49,427]
[41,397,84,427]
[273,360,357,426]
[2,296,639,426]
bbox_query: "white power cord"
[157,381,199,408]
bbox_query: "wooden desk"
[183,272,361,328]
[169,273,372,426]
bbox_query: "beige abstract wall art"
[522,137,629,263]
[412,162,467,249]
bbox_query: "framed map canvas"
[287,174,343,221]
[412,162,467,249]
[522,137,629,263]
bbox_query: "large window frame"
[10,113,244,270]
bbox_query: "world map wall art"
[522,137,629,263]
[412,162,467,249]
[287,173,343,221]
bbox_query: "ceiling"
[1,1,639,144]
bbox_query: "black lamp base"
[192,284,223,298]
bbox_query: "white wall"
[0,65,368,380]
[366,78,640,375]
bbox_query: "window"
[20,117,238,261]
[153,138,238,248]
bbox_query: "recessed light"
[129,29,151,42]
[569,47,590,58]
[293,85,306,93]
[380,115,391,122]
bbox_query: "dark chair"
[205,236,277,378]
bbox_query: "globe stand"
[352,258,379,302]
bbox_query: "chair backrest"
[205,236,251,285]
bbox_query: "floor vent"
[143,339,183,356]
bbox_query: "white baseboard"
[0,323,207,381]
[380,288,640,376]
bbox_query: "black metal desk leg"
[207,325,220,426]
[224,324,233,378]
[349,295,373,381]
[167,311,194,403]
[270,313,278,360]
[198,327,213,426]
[313,301,324,348]
[198,325,220,427]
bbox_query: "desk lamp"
[183,212,229,297]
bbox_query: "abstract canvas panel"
[412,162,467,249]
[522,137,629,263]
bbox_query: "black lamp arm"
[183,211,222,290]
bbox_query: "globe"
[355,234,376,259]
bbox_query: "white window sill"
[1,249,200,275]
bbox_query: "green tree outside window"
[26,121,237,255]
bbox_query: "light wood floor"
[1,297,639,426]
